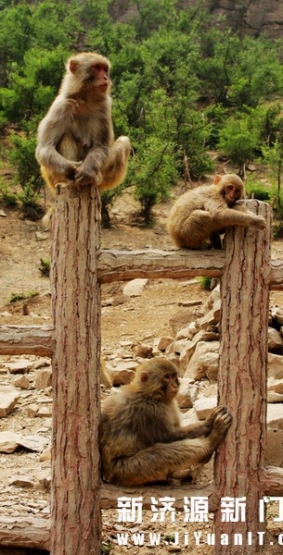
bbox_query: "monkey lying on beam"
[168,174,266,249]
[99,358,232,486]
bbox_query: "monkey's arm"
[171,407,228,440]
[36,99,81,177]
[201,197,266,230]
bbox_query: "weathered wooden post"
[50,183,102,555]
[215,200,272,554]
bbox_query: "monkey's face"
[223,183,243,206]
[89,62,110,93]
[139,363,180,403]
[161,371,180,403]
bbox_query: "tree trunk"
[50,183,101,555]
[215,201,272,554]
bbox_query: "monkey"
[99,358,232,486]
[168,174,266,250]
[35,52,131,225]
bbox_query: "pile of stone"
[104,283,283,467]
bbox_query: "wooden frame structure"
[0,185,283,554]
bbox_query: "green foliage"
[0,0,283,222]
[9,290,39,303]
[131,135,178,223]
[246,182,271,202]
[198,276,213,291]
[218,114,260,174]
[0,180,18,206]
[39,257,50,277]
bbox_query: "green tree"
[218,115,260,175]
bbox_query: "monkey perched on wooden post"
[168,174,266,249]
[36,51,131,225]
[99,358,232,486]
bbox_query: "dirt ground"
[1,191,283,554]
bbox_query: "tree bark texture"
[215,200,272,554]
[50,183,102,555]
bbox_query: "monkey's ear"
[140,372,149,383]
[213,175,222,185]
[69,59,79,74]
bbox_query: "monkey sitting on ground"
[168,174,266,250]
[99,358,232,486]
[35,52,131,225]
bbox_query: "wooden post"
[50,183,102,555]
[215,201,272,554]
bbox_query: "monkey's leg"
[111,408,232,486]
[177,210,221,249]
[100,136,131,191]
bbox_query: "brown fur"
[168,174,266,249]
[35,52,131,225]
[99,358,232,486]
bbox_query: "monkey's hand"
[64,161,82,180]
[74,165,102,187]
[208,406,232,446]
[252,215,266,230]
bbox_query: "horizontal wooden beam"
[0,325,54,356]
[97,248,227,283]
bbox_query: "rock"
[6,359,32,374]
[194,396,217,420]
[268,353,283,379]
[266,428,283,466]
[123,278,148,297]
[9,476,35,488]
[181,408,200,427]
[0,431,21,453]
[177,379,193,409]
[132,344,153,358]
[270,305,283,326]
[268,391,283,403]
[156,336,174,351]
[27,403,39,417]
[184,341,219,380]
[169,307,203,335]
[13,375,30,389]
[39,445,51,462]
[178,331,219,376]
[167,339,190,356]
[268,377,283,394]
[35,231,49,241]
[197,299,221,330]
[111,361,138,385]
[17,434,48,452]
[0,389,20,417]
[268,327,283,354]
[37,406,52,417]
[35,368,52,389]
[267,403,283,428]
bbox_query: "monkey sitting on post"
[35,51,131,225]
[99,358,232,486]
[168,174,266,250]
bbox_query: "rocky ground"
[1,190,283,555]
